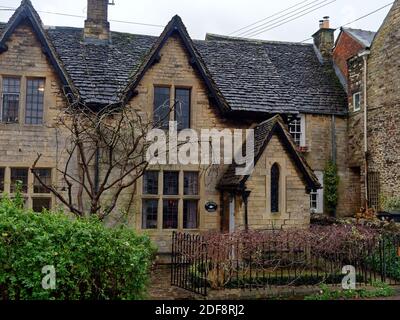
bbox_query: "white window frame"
[289,114,306,147]
[310,171,324,214]
[353,92,361,112]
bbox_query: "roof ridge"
[256,114,283,128]
[205,33,313,46]
[342,27,376,34]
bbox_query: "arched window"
[271,163,280,213]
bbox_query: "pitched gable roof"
[218,115,320,192]
[120,15,230,113]
[341,27,376,48]
[201,34,347,115]
[0,4,347,115]
[0,0,75,97]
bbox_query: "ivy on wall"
[324,161,340,216]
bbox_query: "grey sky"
[0,0,393,42]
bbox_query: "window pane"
[10,168,28,193]
[33,168,51,193]
[289,116,302,146]
[0,168,4,192]
[2,77,20,123]
[142,199,158,229]
[163,171,179,195]
[184,200,198,229]
[271,164,280,213]
[310,191,318,211]
[154,87,170,129]
[175,88,190,130]
[184,172,199,195]
[143,171,159,195]
[32,197,51,213]
[354,93,361,111]
[25,78,45,124]
[163,199,178,229]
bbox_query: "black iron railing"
[171,231,400,296]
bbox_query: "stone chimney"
[84,0,111,44]
[312,16,335,62]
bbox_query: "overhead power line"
[237,0,331,37]
[244,0,336,38]
[300,1,394,43]
[0,5,164,28]
[229,0,310,36]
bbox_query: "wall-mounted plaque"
[205,201,218,213]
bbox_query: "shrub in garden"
[324,161,340,216]
[187,225,381,289]
[0,196,156,300]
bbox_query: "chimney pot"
[312,17,334,62]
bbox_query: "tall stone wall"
[367,0,400,199]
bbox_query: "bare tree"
[31,90,229,221]
[31,96,175,220]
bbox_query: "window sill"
[297,146,309,153]
[0,123,46,130]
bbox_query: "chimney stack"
[312,16,335,62]
[84,0,111,44]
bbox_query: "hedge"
[0,196,156,300]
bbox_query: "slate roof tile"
[0,11,347,115]
[343,27,376,48]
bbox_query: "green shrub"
[324,161,339,216]
[380,195,400,212]
[304,282,395,300]
[0,196,156,300]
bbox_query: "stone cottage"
[0,0,358,253]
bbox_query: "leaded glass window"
[271,163,280,213]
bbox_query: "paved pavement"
[147,265,200,300]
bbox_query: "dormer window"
[353,92,361,112]
[1,77,20,123]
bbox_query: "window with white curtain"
[310,171,324,214]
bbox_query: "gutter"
[358,49,370,207]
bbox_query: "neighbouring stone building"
[333,27,376,212]
[333,0,400,212]
[3,0,398,253]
